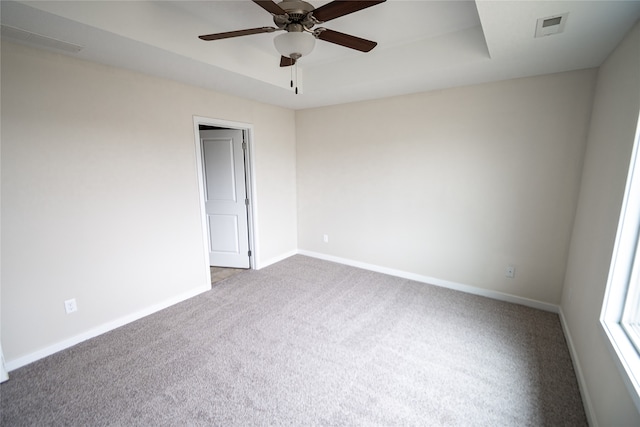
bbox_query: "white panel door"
[200,129,250,268]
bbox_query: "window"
[601,111,640,412]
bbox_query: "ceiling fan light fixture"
[274,31,315,59]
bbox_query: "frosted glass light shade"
[274,32,315,58]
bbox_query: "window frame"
[621,256,640,353]
[601,111,640,413]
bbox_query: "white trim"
[601,321,640,411]
[297,250,559,313]
[244,126,259,269]
[0,343,9,382]
[192,116,258,271]
[192,118,213,284]
[4,248,563,372]
[559,308,598,427]
[599,110,640,413]
[256,249,299,270]
[5,285,210,372]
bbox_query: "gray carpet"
[1,255,587,426]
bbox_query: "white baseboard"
[5,284,211,372]
[297,250,560,313]
[5,249,560,372]
[5,245,301,372]
[256,249,299,270]
[558,308,598,427]
[297,250,597,419]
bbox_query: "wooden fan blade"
[199,27,276,41]
[312,0,386,23]
[252,0,287,15]
[316,29,377,52]
[280,56,296,67]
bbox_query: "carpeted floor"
[1,255,587,426]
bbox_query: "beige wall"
[4,20,640,423]
[0,41,298,363]
[296,70,596,305]
[561,21,640,426]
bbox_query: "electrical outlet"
[323,234,329,243]
[505,266,516,279]
[64,298,78,314]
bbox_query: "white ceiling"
[2,0,640,110]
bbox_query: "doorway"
[193,117,256,274]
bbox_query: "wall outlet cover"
[506,266,516,278]
[64,298,78,314]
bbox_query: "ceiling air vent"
[535,13,568,38]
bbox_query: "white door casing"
[200,129,250,268]
[1,343,8,382]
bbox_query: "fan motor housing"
[279,0,314,14]
[275,0,316,29]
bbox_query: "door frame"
[192,116,258,275]
[0,342,8,382]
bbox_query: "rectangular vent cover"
[535,13,568,38]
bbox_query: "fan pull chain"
[290,64,294,88]
[295,62,299,95]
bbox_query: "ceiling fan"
[198,0,387,67]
